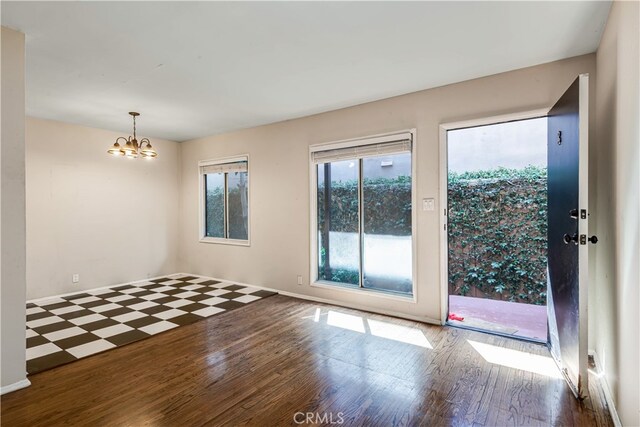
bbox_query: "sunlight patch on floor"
[327,311,366,333]
[368,318,432,349]
[468,339,562,379]
[313,308,432,349]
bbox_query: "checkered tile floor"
[25,274,276,375]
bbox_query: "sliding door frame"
[309,129,418,303]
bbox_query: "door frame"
[438,108,550,326]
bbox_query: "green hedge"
[317,176,411,285]
[205,189,224,237]
[205,187,248,239]
[316,167,547,304]
[317,176,411,235]
[448,166,547,305]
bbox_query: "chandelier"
[107,112,157,159]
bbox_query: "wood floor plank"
[1,295,613,426]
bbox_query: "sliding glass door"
[313,134,413,297]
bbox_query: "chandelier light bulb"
[107,141,124,156]
[140,140,157,158]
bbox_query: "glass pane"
[317,160,360,287]
[205,173,225,238]
[362,153,412,295]
[228,170,249,240]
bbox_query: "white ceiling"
[2,1,611,142]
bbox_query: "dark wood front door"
[546,74,590,398]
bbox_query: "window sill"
[199,237,250,247]
[310,280,416,303]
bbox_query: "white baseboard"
[276,289,442,325]
[589,350,622,427]
[29,271,441,325]
[1,378,31,395]
[26,273,176,304]
[175,272,442,325]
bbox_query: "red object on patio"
[448,313,465,321]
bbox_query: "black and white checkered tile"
[25,274,276,375]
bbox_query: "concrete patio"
[448,295,547,341]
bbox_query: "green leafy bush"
[318,238,361,286]
[448,166,547,305]
[317,176,411,235]
[205,186,248,239]
[317,176,411,286]
[307,166,546,304]
[205,187,224,237]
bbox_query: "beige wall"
[178,54,596,323]
[25,117,181,299]
[593,1,640,425]
[12,11,638,420]
[1,27,28,389]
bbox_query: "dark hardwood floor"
[1,295,612,426]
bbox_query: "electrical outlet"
[72,274,80,283]
[297,275,303,285]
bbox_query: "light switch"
[422,198,435,211]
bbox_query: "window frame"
[198,154,251,246]
[309,130,418,302]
